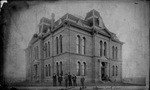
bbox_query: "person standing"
[68,72,72,86]
[80,76,85,88]
[53,73,57,86]
[58,74,63,86]
[64,73,68,88]
[72,74,77,86]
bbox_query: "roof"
[85,9,100,20]
[40,17,51,25]
[27,9,123,47]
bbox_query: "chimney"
[51,13,55,29]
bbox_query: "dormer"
[38,13,55,35]
[85,9,105,28]
[39,17,51,34]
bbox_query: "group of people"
[53,72,85,88]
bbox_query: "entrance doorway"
[101,62,107,81]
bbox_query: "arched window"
[76,35,80,54]
[34,47,36,59]
[112,65,114,76]
[82,37,86,54]
[60,35,63,53]
[116,66,118,76]
[48,42,50,57]
[48,64,51,76]
[34,64,38,78]
[36,47,37,59]
[37,46,39,59]
[77,61,81,76]
[83,62,86,76]
[104,42,107,57]
[46,65,48,77]
[47,43,49,57]
[100,41,103,56]
[60,61,63,76]
[112,46,114,59]
[116,47,118,60]
[56,37,59,54]
[56,62,59,76]
[45,43,47,58]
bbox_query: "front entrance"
[101,62,108,81]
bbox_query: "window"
[116,66,118,76]
[112,65,114,76]
[95,18,99,26]
[116,47,118,60]
[56,37,59,54]
[45,43,47,58]
[60,61,63,76]
[112,46,114,59]
[48,42,50,57]
[34,47,36,59]
[104,42,107,57]
[56,62,59,76]
[100,41,103,56]
[83,62,86,76]
[46,65,48,77]
[76,35,81,53]
[34,64,38,77]
[48,64,51,76]
[37,46,39,59]
[82,37,86,54]
[60,35,63,53]
[77,61,81,76]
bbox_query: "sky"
[4,0,149,82]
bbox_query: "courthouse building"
[25,9,123,83]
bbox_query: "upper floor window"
[37,46,39,59]
[34,47,36,59]
[60,35,63,53]
[48,42,50,57]
[100,41,103,56]
[112,46,114,59]
[82,37,86,54]
[45,43,47,58]
[76,35,81,54]
[104,42,107,57]
[56,35,63,55]
[116,47,118,60]
[56,37,59,54]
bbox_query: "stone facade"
[25,9,123,83]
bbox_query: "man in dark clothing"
[53,73,57,86]
[80,76,85,88]
[64,73,68,88]
[72,74,77,86]
[58,74,63,86]
[68,72,72,86]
